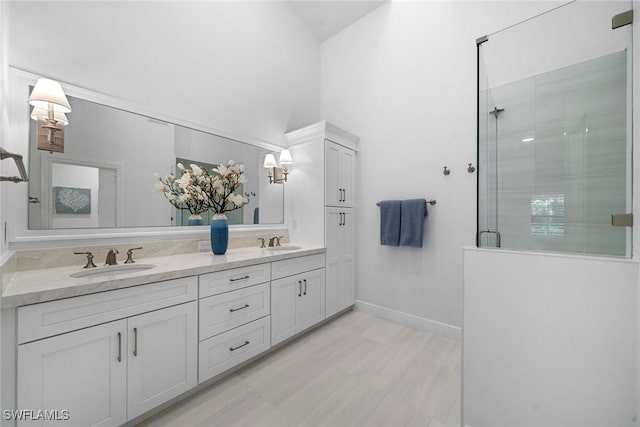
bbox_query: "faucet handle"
[125,247,143,264]
[257,238,266,248]
[74,251,97,269]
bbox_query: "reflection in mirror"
[28,94,284,229]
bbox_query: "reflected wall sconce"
[28,78,71,153]
[264,149,293,184]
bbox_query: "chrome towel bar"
[376,199,436,206]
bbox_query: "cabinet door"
[127,302,197,420]
[325,141,341,206]
[338,209,355,311]
[338,147,355,207]
[298,268,326,330]
[325,208,342,317]
[326,208,355,316]
[17,320,127,427]
[271,275,301,346]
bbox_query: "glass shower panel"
[477,1,632,257]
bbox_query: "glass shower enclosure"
[477,1,633,258]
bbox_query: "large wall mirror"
[26,90,285,230]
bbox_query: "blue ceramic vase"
[187,214,203,226]
[211,214,229,255]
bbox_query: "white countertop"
[2,245,325,308]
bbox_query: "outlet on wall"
[197,240,211,251]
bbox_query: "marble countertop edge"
[2,246,326,308]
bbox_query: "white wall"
[321,1,567,330]
[463,248,638,426]
[7,1,320,146]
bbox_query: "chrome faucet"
[105,249,119,266]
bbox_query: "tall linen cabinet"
[285,121,358,317]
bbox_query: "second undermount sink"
[265,245,302,251]
[71,263,156,278]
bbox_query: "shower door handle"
[611,213,633,227]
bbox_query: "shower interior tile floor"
[139,310,461,427]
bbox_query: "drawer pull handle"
[230,275,250,282]
[117,332,122,363]
[230,340,250,352]
[298,280,302,297]
[229,304,250,313]
[133,327,138,357]
[303,279,307,295]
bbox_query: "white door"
[298,269,326,330]
[17,320,127,427]
[98,168,117,227]
[127,302,197,420]
[271,275,300,346]
[325,141,341,206]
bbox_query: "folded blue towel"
[399,199,427,248]
[379,200,402,246]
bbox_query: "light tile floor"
[139,310,461,427]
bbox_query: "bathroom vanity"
[2,246,328,426]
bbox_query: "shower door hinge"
[612,10,633,29]
[476,35,488,46]
[611,213,633,227]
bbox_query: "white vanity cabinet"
[325,140,355,208]
[271,254,326,346]
[16,277,198,426]
[325,207,355,317]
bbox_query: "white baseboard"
[354,300,462,340]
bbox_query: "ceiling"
[288,1,389,42]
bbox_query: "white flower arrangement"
[155,160,250,216]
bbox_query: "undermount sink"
[71,263,156,278]
[265,245,302,251]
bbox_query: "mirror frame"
[7,67,288,250]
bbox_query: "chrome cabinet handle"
[229,304,250,312]
[230,275,250,282]
[117,332,122,363]
[303,279,307,295]
[133,327,138,357]
[298,280,302,297]
[342,212,346,226]
[230,341,250,352]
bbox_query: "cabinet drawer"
[271,253,325,280]
[199,316,270,383]
[199,283,270,341]
[199,263,271,298]
[18,277,198,344]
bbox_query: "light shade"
[278,149,293,165]
[263,154,277,168]
[30,107,69,126]
[28,78,71,113]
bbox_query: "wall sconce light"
[28,78,71,153]
[264,149,293,184]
